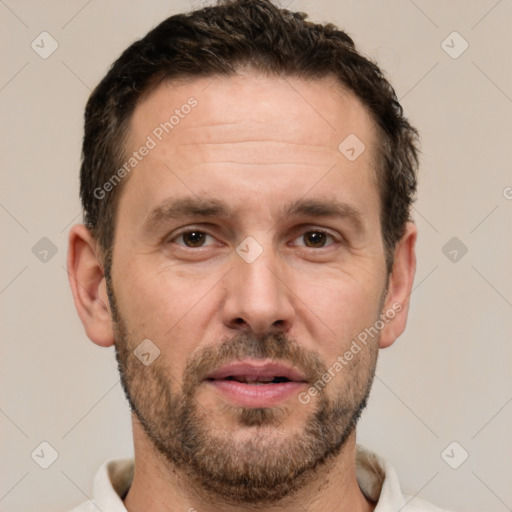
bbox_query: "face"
[107,72,389,504]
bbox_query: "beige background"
[1,1,511,511]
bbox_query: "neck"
[124,415,375,512]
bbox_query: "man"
[67,0,447,510]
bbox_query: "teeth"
[231,376,277,384]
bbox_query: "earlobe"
[67,224,115,347]
[379,222,417,349]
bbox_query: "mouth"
[206,359,307,383]
[221,375,292,384]
[204,360,308,407]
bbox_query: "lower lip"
[207,380,307,407]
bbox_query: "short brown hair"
[80,0,419,272]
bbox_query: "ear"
[379,222,417,349]
[67,224,115,347]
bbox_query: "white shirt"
[68,445,450,511]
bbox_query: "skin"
[67,71,417,512]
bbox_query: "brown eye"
[172,230,215,248]
[183,231,206,247]
[293,229,336,249]
[294,229,339,249]
[304,231,328,248]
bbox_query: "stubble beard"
[107,275,378,505]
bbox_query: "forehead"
[117,72,380,233]
[129,72,376,156]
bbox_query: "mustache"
[181,331,328,394]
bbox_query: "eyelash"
[167,227,341,249]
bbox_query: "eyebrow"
[285,198,363,230]
[141,196,364,234]
[142,197,231,234]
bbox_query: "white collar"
[70,445,448,511]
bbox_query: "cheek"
[291,268,383,358]
[114,257,229,370]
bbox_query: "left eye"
[292,230,336,248]
[172,230,217,248]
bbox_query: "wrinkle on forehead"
[127,71,377,157]
[118,72,381,230]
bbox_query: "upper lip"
[205,360,308,382]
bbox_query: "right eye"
[169,229,218,248]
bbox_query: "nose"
[222,246,295,336]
